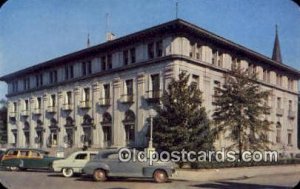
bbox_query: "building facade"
[1,19,299,154]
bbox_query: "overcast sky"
[0,0,299,99]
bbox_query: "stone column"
[112,77,122,147]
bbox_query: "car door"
[28,151,44,169]
[72,153,89,171]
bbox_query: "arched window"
[81,114,93,147]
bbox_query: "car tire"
[93,169,107,182]
[62,168,74,178]
[153,169,168,183]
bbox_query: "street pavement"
[0,165,299,189]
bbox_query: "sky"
[0,0,299,100]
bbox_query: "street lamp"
[147,109,156,157]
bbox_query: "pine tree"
[152,72,214,154]
[212,68,273,160]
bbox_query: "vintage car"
[0,148,61,171]
[82,149,176,183]
[52,150,98,177]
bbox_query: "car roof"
[73,151,98,154]
[6,148,49,154]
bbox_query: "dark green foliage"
[153,72,214,154]
[212,68,273,160]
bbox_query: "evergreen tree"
[212,68,273,160]
[152,72,214,154]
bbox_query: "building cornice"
[5,55,299,98]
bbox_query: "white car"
[52,151,98,177]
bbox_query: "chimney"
[106,32,116,41]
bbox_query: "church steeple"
[272,25,282,63]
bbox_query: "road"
[0,169,299,189]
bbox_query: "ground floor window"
[125,124,135,145]
[35,131,44,148]
[64,128,74,148]
[101,112,112,147]
[48,131,58,147]
[11,129,17,147]
[82,127,92,147]
[123,110,135,146]
[103,126,111,143]
[288,133,292,146]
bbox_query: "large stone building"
[0,19,299,155]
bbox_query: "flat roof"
[1,19,300,81]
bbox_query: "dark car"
[82,149,176,183]
[0,148,61,171]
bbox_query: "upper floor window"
[288,100,292,111]
[12,80,18,93]
[248,63,257,75]
[277,97,281,109]
[82,61,92,76]
[123,50,129,65]
[231,57,240,70]
[156,40,163,57]
[13,102,17,112]
[212,49,217,65]
[24,99,29,111]
[189,42,195,58]
[66,91,72,105]
[130,48,136,63]
[65,65,74,80]
[107,54,112,70]
[37,97,42,109]
[50,94,56,107]
[101,56,106,71]
[191,74,199,89]
[218,52,223,67]
[263,68,270,83]
[104,84,110,99]
[23,77,30,90]
[49,70,57,84]
[276,73,282,86]
[288,78,294,90]
[83,88,90,102]
[148,42,154,59]
[35,74,43,87]
[151,74,160,92]
[125,79,133,95]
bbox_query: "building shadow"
[190,181,290,189]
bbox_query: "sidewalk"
[172,164,300,182]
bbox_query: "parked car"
[82,149,176,183]
[0,148,61,171]
[52,150,98,177]
[0,149,5,161]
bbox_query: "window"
[83,88,90,102]
[288,133,292,145]
[151,74,160,92]
[87,61,92,74]
[49,70,57,84]
[36,73,43,87]
[103,126,111,142]
[104,84,110,99]
[82,62,86,76]
[12,80,18,92]
[24,100,29,111]
[67,91,72,105]
[13,102,17,112]
[156,40,163,57]
[130,48,136,63]
[90,153,97,160]
[23,77,30,90]
[196,44,202,60]
[101,56,106,71]
[107,54,112,69]
[191,75,199,89]
[288,78,294,90]
[276,73,282,86]
[126,79,133,95]
[123,50,129,65]
[218,52,223,67]
[248,63,256,75]
[51,94,56,107]
[31,151,40,158]
[276,122,281,143]
[213,80,221,104]
[189,42,195,58]
[75,153,88,160]
[231,57,240,70]
[70,65,74,79]
[288,100,292,111]
[263,69,270,83]
[277,97,281,109]
[148,42,154,59]
[65,65,69,80]
[212,49,217,65]
[37,97,41,109]
[125,124,135,144]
